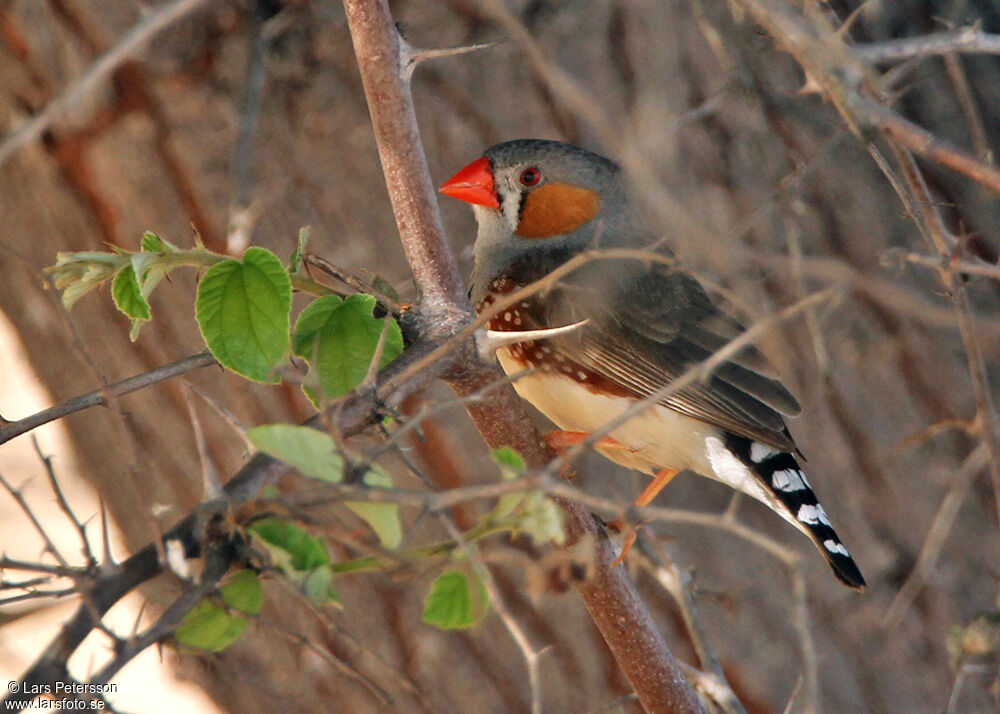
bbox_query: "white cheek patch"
[771,468,809,492]
[499,182,521,232]
[797,504,831,526]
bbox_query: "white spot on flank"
[513,316,522,325]
[797,504,830,526]
[534,351,543,360]
[577,371,588,380]
[503,311,512,322]
[771,468,808,492]
[542,346,551,354]
[521,302,531,308]
[823,539,850,557]
[750,442,778,463]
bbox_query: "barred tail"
[723,433,866,590]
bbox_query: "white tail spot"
[797,503,830,526]
[772,469,808,492]
[750,442,778,463]
[823,539,849,557]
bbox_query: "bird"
[439,138,865,590]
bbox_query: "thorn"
[397,31,506,82]
[475,320,589,360]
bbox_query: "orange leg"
[612,467,680,565]
[636,467,680,508]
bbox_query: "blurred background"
[1,0,998,711]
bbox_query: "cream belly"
[497,348,786,520]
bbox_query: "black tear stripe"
[723,433,866,590]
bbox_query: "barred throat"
[722,433,866,590]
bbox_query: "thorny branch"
[341,1,703,712]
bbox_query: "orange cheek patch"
[515,183,601,239]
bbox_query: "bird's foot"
[607,468,679,564]
[605,516,642,565]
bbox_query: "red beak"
[439,156,500,209]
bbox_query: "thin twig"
[255,614,391,706]
[32,437,94,565]
[639,537,748,714]
[0,472,70,569]
[883,444,988,630]
[182,387,223,499]
[792,570,819,714]
[0,0,218,169]
[0,352,217,446]
[437,513,545,714]
[941,53,992,164]
[853,26,1000,63]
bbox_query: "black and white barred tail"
[723,433,866,590]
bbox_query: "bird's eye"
[519,167,541,187]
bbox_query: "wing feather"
[506,255,801,451]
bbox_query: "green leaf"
[422,570,489,630]
[141,231,164,252]
[292,294,403,402]
[516,492,565,546]
[195,247,292,383]
[219,570,262,615]
[492,447,527,520]
[301,565,337,607]
[175,571,260,652]
[492,447,526,473]
[111,265,151,320]
[247,424,343,483]
[175,600,249,652]
[345,467,402,550]
[249,518,331,571]
[489,447,564,544]
[289,226,310,274]
[248,519,339,606]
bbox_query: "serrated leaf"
[247,424,343,483]
[220,570,262,615]
[175,600,248,652]
[422,570,489,630]
[345,467,402,550]
[195,247,292,383]
[112,265,151,320]
[249,517,331,571]
[292,294,403,402]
